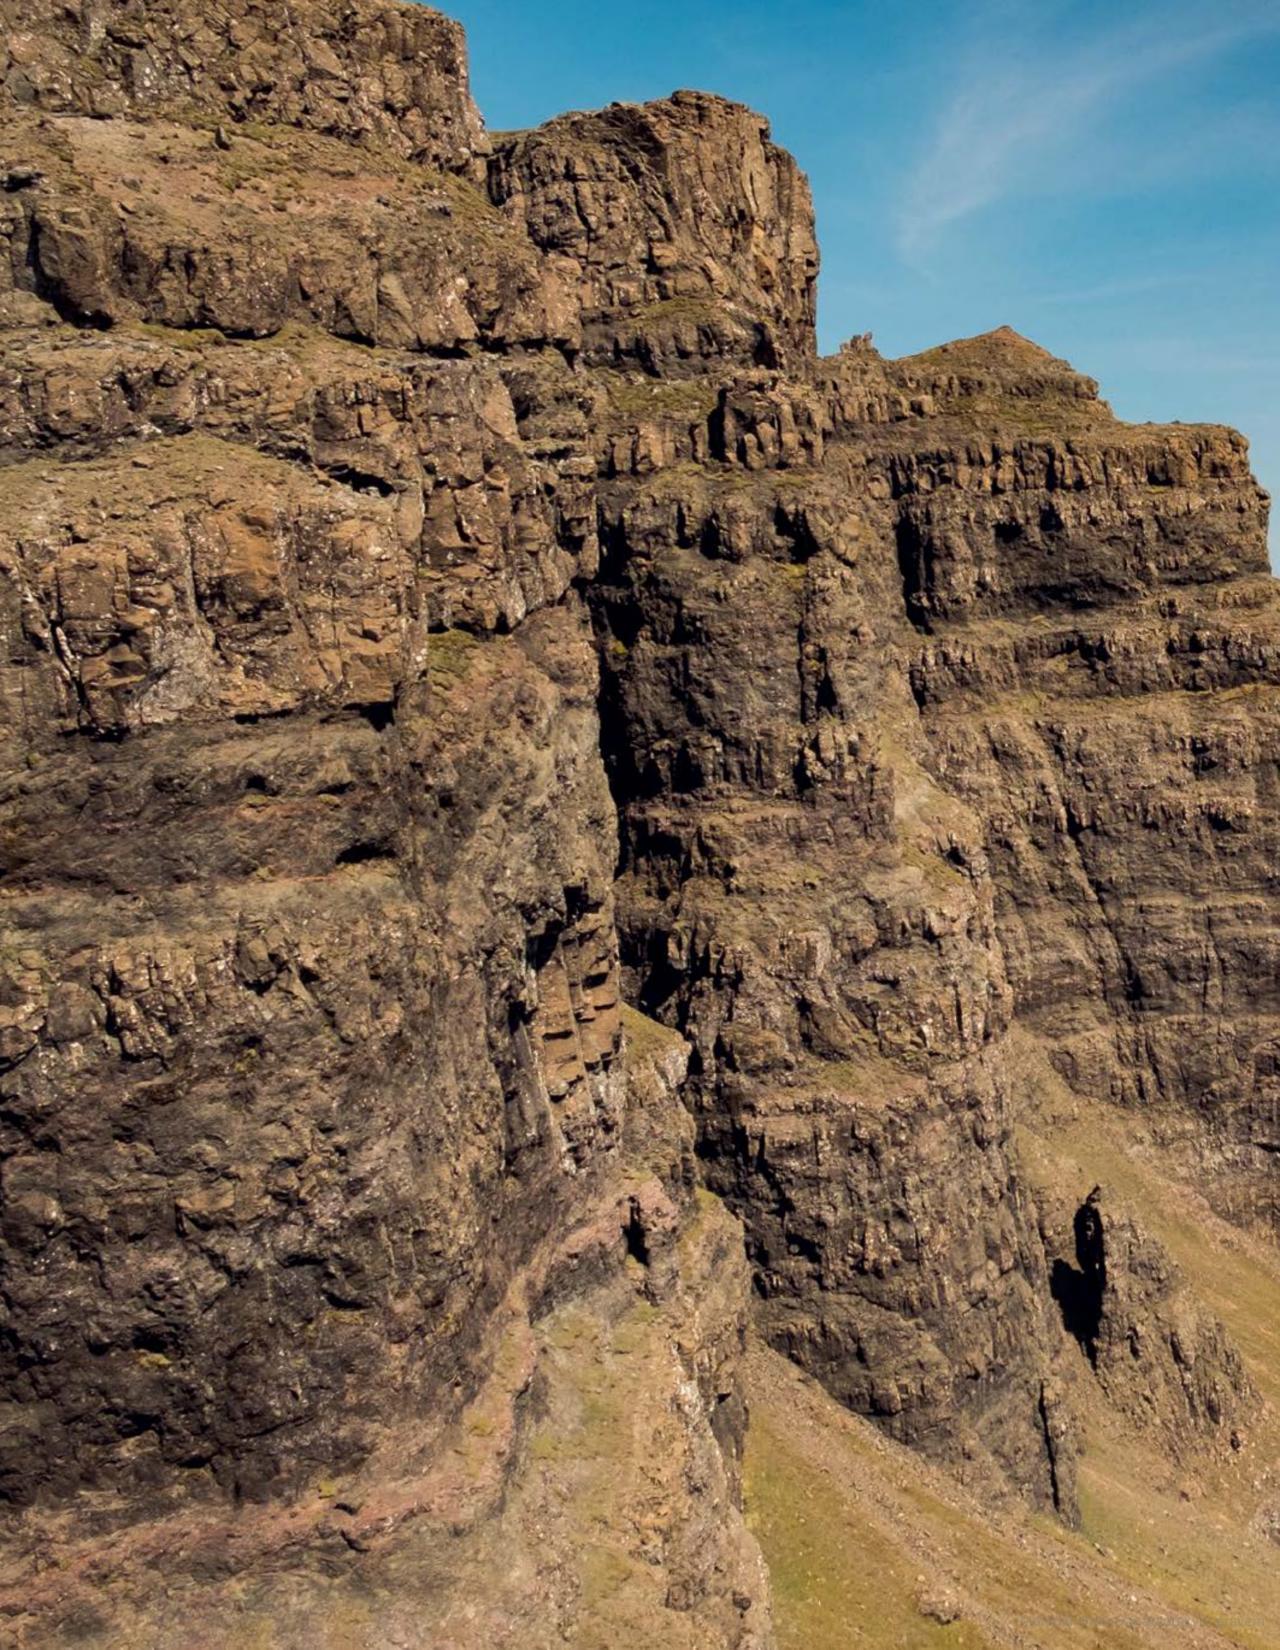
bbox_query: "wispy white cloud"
[1107,337,1280,377]
[1030,271,1200,306]
[895,2,1280,268]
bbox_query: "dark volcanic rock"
[1047,1185,1254,1458]
[0,0,1274,1642]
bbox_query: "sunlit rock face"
[0,2,1272,1643]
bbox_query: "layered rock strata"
[0,0,1274,1641]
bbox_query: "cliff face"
[0,3,1274,1646]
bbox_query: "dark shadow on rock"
[1050,1186,1106,1366]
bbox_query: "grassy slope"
[745,1032,1280,1649]
[1012,1032,1280,1650]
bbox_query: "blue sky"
[444,0,1279,555]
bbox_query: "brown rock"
[0,0,1276,1645]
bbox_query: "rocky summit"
[1,3,1278,1647]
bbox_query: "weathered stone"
[0,0,1274,1644]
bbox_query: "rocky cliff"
[0,3,1275,1646]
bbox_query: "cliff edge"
[1,4,1276,1647]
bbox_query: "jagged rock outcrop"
[489,92,818,374]
[0,0,1273,1643]
[2,0,482,169]
[0,6,792,1644]
[1046,1186,1254,1458]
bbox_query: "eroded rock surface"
[0,0,1274,1643]
[1046,1185,1254,1458]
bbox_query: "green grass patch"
[744,1407,990,1649]
[620,1003,685,1062]
[426,628,483,684]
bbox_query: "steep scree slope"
[0,2,1274,1645]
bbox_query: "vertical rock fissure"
[582,489,1081,1518]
